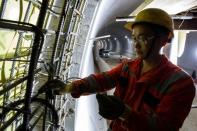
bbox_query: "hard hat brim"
[124,21,145,31]
[124,22,133,31]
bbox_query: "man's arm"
[70,62,124,98]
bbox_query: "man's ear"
[158,35,169,47]
[167,32,173,43]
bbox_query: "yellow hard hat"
[125,8,174,38]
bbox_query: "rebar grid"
[0,0,87,130]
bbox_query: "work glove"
[39,79,73,95]
[96,94,125,120]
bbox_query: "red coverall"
[71,55,195,131]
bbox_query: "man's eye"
[131,36,137,40]
[138,36,146,41]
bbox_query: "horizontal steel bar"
[0,59,44,63]
[53,57,60,63]
[192,105,197,108]
[0,54,31,60]
[30,112,44,130]
[0,76,28,96]
[0,19,43,34]
[0,68,41,96]
[0,106,25,112]
[42,29,65,35]
[27,0,61,17]
[0,111,22,130]
[0,103,42,130]
[0,21,33,32]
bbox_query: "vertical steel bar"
[12,2,33,129]
[56,0,70,75]
[57,0,78,76]
[0,0,8,125]
[22,31,41,131]
[66,0,84,73]
[22,0,49,130]
[0,0,7,18]
[6,5,32,124]
[49,0,68,79]
[8,1,32,98]
[43,1,68,130]
[17,1,33,90]
[41,0,56,130]
[41,0,56,129]
[43,0,55,29]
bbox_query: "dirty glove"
[96,94,125,120]
[39,79,73,95]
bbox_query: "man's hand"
[39,79,73,95]
[96,94,125,120]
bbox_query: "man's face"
[131,24,158,59]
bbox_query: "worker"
[44,8,196,131]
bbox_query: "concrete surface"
[181,87,197,131]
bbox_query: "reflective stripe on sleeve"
[148,114,157,131]
[155,71,188,94]
[102,72,116,88]
[147,113,175,131]
[84,74,100,93]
